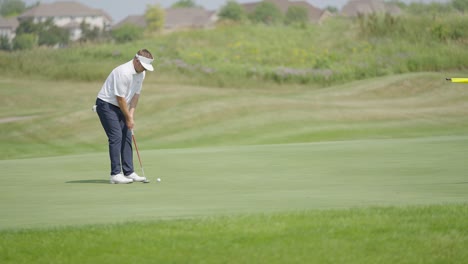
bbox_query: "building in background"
[17,1,112,41]
[165,7,218,31]
[114,7,218,32]
[0,16,19,43]
[112,14,146,30]
[341,0,401,17]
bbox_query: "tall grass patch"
[1,14,467,87]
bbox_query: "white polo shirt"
[97,60,146,107]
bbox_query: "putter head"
[142,179,150,183]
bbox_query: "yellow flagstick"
[446,78,468,83]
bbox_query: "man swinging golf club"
[95,49,154,184]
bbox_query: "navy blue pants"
[96,98,134,176]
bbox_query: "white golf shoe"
[110,173,133,184]
[125,172,147,183]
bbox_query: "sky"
[22,0,451,23]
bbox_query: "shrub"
[0,35,11,51]
[284,6,308,26]
[15,18,69,47]
[111,24,144,43]
[13,33,36,50]
[219,0,246,22]
[357,13,401,37]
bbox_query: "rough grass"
[1,205,467,264]
[1,15,467,87]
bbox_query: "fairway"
[1,135,467,230]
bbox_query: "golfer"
[95,49,154,184]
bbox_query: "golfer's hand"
[126,117,135,130]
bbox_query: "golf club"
[131,130,151,183]
[446,78,468,83]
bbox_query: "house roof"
[241,0,324,23]
[341,0,401,16]
[113,15,146,29]
[18,1,112,22]
[289,0,324,22]
[0,16,19,30]
[266,0,291,13]
[165,7,216,29]
[113,8,216,30]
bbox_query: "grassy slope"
[2,72,468,159]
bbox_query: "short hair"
[137,49,153,59]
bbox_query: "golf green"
[1,135,466,230]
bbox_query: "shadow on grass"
[66,179,108,184]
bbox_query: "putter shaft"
[131,130,148,182]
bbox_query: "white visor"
[136,54,154,72]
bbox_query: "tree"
[0,0,26,17]
[15,18,38,35]
[284,6,308,26]
[145,4,165,32]
[80,21,101,42]
[325,6,338,13]
[452,0,468,13]
[219,0,246,22]
[250,1,283,25]
[171,0,197,8]
[37,19,69,46]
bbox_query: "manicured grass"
[2,72,468,159]
[1,204,467,264]
[1,135,467,230]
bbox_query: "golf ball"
[157,178,161,182]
